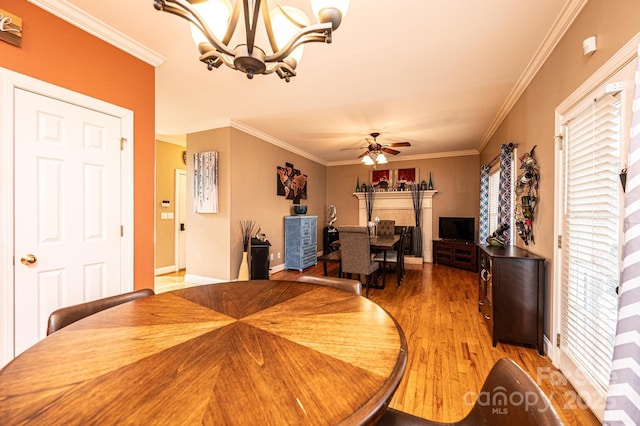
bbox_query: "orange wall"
[0,0,155,290]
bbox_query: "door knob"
[20,254,37,265]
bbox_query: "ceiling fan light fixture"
[154,0,349,82]
[375,152,388,164]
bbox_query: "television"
[438,217,475,242]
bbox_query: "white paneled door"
[13,89,123,355]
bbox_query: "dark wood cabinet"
[433,240,477,272]
[477,244,545,355]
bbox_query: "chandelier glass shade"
[154,0,349,82]
[362,151,388,166]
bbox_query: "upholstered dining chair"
[46,288,155,335]
[374,226,407,287]
[377,220,396,237]
[376,358,563,426]
[297,275,362,296]
[337,226,380,297]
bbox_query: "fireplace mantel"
[353,190,437,263]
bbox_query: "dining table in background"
[332,234,400,288]
[0,280,407,425]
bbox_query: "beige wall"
[186,128,232,280]
[181,0,640,295]
[155,141,187,270]
[326,155,480,236]
[186,127,327,281]
[480,0,640,335]
[183,143,476,283]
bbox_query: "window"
[555,58,634,421]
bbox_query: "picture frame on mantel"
[371,169,391,190]
[395,168,419,187]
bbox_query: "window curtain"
[479,165,491,242]
[604,52,640,423]
[411,184,423,257]
[498,143,514,245]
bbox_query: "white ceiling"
[30,0,585,165]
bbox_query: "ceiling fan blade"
[357,151,369,159]
[382,147,400,155]
[386,142,411,147]
[339,146,367,151]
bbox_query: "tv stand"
[433,239,477,272]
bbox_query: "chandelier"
[154,0,349,82]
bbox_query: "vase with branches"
[239,220,259,280]
[364,184,376,237]
[411,184,423,257]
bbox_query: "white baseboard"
[405,256,424,265]
[155,265,177,276]
[184,274,226,285]
[543,335,552,358]
[269,263,285,275]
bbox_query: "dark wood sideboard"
[477,244,545,355]
[433,239,478,272]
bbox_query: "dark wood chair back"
[46,288,155,335]
[376,358,563,425]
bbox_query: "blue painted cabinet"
[284,216,317,271]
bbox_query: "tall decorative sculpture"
[327,205,337,229]
[515,145,539,245]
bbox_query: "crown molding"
[155,134,186,146]
[165,118,232,136]
[327,149,479,167]
[477,0,588,151]
[27,0,165,66]
[230,120,328,166]
[165,118,329,165]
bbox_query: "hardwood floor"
[271,262,600,425]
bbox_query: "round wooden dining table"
[0,280,407,425]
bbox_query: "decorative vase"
[428,172,434,190]
[355,176,360,192]
[238,251,249,281]
[292,205,307,215]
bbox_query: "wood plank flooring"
[271,262,599,425]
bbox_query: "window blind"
[560,92,621,397]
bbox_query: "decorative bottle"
[428,172,434,190]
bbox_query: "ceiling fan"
[342,133,411,166]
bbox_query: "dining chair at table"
[377,220,396,236]
[297,275,362,295]
[374,226,407,287]
[337,226,380,297]
[317,249,342,276]
[376,358,563,425]
[46,288,155,335]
